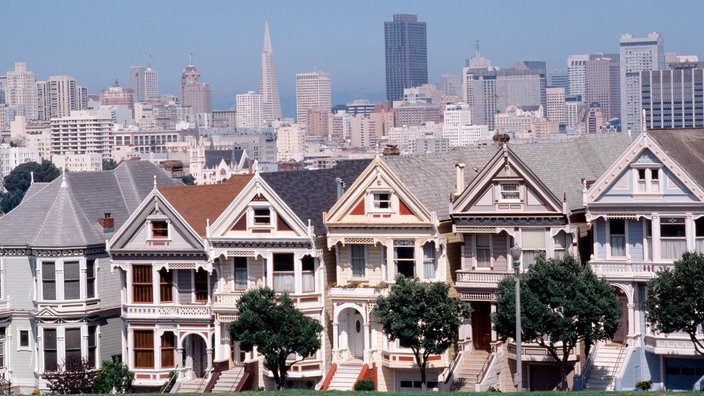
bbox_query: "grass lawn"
[106,392,694,396]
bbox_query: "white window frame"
[17,328,30,351]
[247,204,275,231]
[370,191,393,212]
[607,219,627,259]
[350,245,366,279]
[499,182,521,202]
[473,234,493,269]
[632,164,662,194]
[148,218,171,240]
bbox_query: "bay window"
[522,229,546,266]
[273,254,294,292]
[64,261,80,300]
[42,262,56,300]
[44,329,57,371]
[134,330,154,368]
[609,219,626,257]
[660,218,686,260]
[133,265,153,303]
[302,255,315,292]
[234,257,248,290]
[475,234,491,268]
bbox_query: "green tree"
[492,254,619,391]
[91,358,134,393]
[1,160,61,213]
[228,288,323,390]
[373,275,471,391]
[102,158,118,171]
[646,251,704,355]
[182,174,196,185]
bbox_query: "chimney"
[335,177,345,199]
[455,163,465,196]
[98,213,115,232]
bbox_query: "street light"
[510,245,522,392]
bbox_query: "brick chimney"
[98,213,114,232]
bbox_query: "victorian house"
[0,161,180,393]
[450,134,631,391]
[583,129,704,391]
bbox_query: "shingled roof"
[647,129,704,189]
[260,159,372,235]
[159,174,254,237]
[0,160,181,248]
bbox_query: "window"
[161,332,175,368]
[500,182,520,201]
[0,327,5,368]
[553,231,572,259]
[234,257,248,290]
[133,265,153,303]
[159,269,173,303]
[42,262,56,300]
[696,218,704,254]
[151,220,169,239]
[475,234,491,268]
[86,260,95,299]
[302,256,315,292]
[134,330,154,368]
[44,329,57,371]
[609,219,626,257]
[273,254,294,292]
[350,245,366,278]
[253,208,271,225]
[373,192,392,210]
[88,326,97,368]
[194,269,208,302]
[394,240,415,278]
[19,329,29,349]
[522,229,545,266]
[635,167,661,193]
[64,261,80,300]
[65,328,82,364]
[423,242,437,279]
[661,218,686,260]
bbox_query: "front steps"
[451,349,490,391]
[327,359,364,391]
[584,343,626,391]
[211,366,246,393]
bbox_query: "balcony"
[455,270,511,301]
[589,261,672,281]
[645,332,701,356]
[122,303,211,320]
[329,286,388,300]
[381,349,446,369]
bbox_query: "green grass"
[86,392,697,396]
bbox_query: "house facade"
[584,129,704,391]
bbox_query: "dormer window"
[633,165,661,193]
[151,220,169,239]
[500,182,520,201]
[253,208,271,225]
[373,192,392,210]
[248,204,274,232]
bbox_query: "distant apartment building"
[276,123,305,162]
[545,87,566,124]
[236,91,263,130]
[0,142,41,178]
[585,56,620,122]
[567,54,589,98]
[295,71,331,125]
[385,14,428,101]
[100,85,135,110]
[112,129,183,156]
[395,101,441,127]
[5,62,38,120]
[442,102,472,147]
[441,73,462,97]
[50,109,114,170]
[129,65,158,102]
[179,63,212,115]
[45,75,84,119]
[641,62,704,129]
[349,114,376,148]
[620,32,664,132]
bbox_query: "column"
[206,347,213,370]
[686,214,694,251]
[214,324,222,361]
[332,322,339,362]
[152,266,159,304]
[627,303,636,346]
[652,215,661,261]
[294,252,304,295]
[264,253,273,289]
[363,323,371,363]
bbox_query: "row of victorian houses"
[0,129,702,393]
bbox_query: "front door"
[472,301,492,351]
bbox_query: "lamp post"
[510,245,522,392]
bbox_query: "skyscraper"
[179,62,212,115]
[620,32,664,133]
[47,75,81,118]
[641,62,704,129]
[567,54,589,99]
[585,56,620,122]
[5,62,38,120]
[384,14,428,102]
[129,65,158,102]
[295,71,331,125]
[259,21,281,124]
[236,91,263,130]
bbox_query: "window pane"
[42,262,56,300]
[234,257,247,289]
[88,326,97,368]
[134,330,154,368]
[44,329,57,371]
[522,229,545,249]
[65,328,81,363]
[351,245,365,278]
[161,332,175,368]
[133,266,153,303]
[152,221,168,238]
[86,260,95,299]
[423,242,437,279]
[160,269,173,303]
[195,270,208,302]
[64,261,80,300]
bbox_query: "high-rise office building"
[259,21,282,124]
[236,91,263,130]
[641,62,704,129]
[179,62,212,115]
[620,32,664,133]
[5,62,38,120]
[50,109,113,159]
[295,71,331,125]
[545,87,566,124]
[47,75,82,118]
[585,56,620,122]
[129,66,159,102]
[567,54,589,99]
[384,14,428,102]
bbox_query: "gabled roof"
[260,159,371,234]
[0,160,181,248]
[648,129,704,188]
[159,174,254,237]
[205,149,245,169]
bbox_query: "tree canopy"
[228,288,323,390]
[492,254,619,391]
[1,160,61,213]
[373,275,471,391]
[646,251,704,355]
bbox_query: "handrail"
[160,371,177,394]
[582,342,600,387]
[443,347,465,385]
[613,345,626,378]
[476,352,495,383]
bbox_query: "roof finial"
[30,171,34,185]
[153,174,157,189]
[60,171,67,188]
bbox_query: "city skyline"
[4,0,704,116]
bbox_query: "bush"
[91,358,134,393]
[635,380,652,391]
[354,379,375,391]
[43,356,96,394]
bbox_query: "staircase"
[327,359,364,391]
[584,343,627,391]
[451,350,490,391]
[175,378,206,393]
[211,366,246,393]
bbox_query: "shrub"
[635,380,652,391]
[354,379,375,391]
[91,358,134,393]
[43,356,96,394]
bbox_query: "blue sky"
[4,0,704,116]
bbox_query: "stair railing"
[476,352,495,384]
[582,342,600,388]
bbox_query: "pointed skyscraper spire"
[260,20,282,125]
